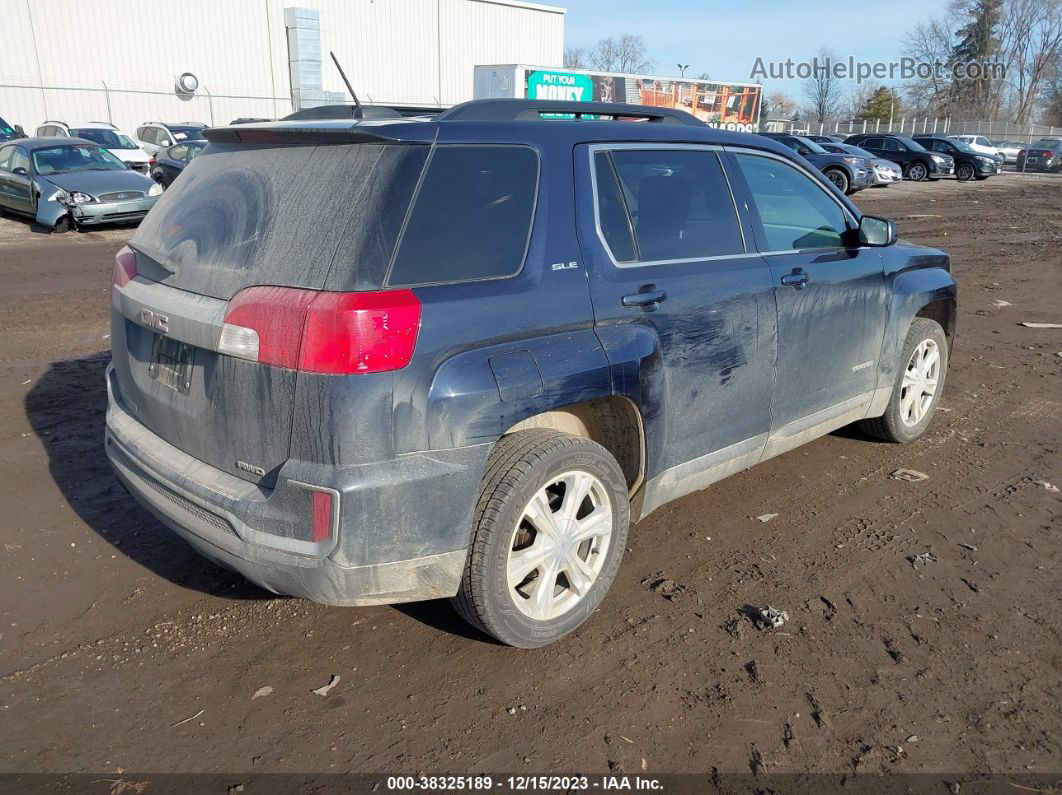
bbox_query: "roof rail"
[282,104,403,121]
[438,99,705,126]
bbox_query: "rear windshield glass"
[131,142,429,298]
[386,145,538,287]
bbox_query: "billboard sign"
[523,68,761,132]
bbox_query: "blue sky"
[562,0,955,97]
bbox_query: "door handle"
[622,288,667,308]
[780,268,809,289]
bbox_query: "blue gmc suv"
[105,99,957,647]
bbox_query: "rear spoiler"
[203,120,437,145]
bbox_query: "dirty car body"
[104,100,957,644]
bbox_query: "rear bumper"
[104,363,483,606]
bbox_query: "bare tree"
[901,16,956,114]
[997,0,1062,123]
[766,91,797,117]
[563,47,586,70]
[804,47,845,123]
[587,34,654,74]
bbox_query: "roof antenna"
[329,51,362,117]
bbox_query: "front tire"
[956,163,975,181]
[824,168,849,194]
[859,318,948,443]
[906,161,929,181]
[452,429,630,648]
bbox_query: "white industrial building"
[1,0,564,134]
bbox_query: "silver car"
[0,137,160,231]
[821,142,903,186]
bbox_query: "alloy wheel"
[899,338,940,427]
[506,470,613,621]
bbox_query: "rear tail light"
[219,286,421,375]
[112,246,137,288]
[1018,149,1026,156]
[148,156,156,166]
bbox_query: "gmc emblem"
[140,309,169,333]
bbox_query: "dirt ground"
[0,173,1059,782]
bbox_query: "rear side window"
[604,148,744,262]
[386,145,538,287]
[593,152,637,263]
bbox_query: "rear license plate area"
[148,335,194,394]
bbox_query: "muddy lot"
[0,174,1059,781]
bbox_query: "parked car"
[845,134,955,181]
[229,117,273,125]
[913,135,1000,181]
[135,122,207,156]
[991,140,1023,164]
[759,133,873,194]
[947,134,1001,163]
[819,142,903,186]
[34,121,151,173]
[1016,140,1062,172]
[150,140,207,187]
[805,134,846,144]
[1,116,26,141]
[0,138,160,231]
[104,98,956,647]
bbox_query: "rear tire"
[859,318,948,443]
[452,429,630,648]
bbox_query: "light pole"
[678,64,689,78]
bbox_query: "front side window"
[387,145,538,287]
[735,153,849,251]
[599,148,744,262]
[10,147,30,174]
[882,139,905,152]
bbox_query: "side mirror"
[14,125,25,138]
[858,214,897,247]
[12,166,28,177]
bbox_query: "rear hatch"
[110,123,433,487]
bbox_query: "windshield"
[950,140,976,153]
[32,143,128,175]
[841,144,875,158]
[0,118,17,141]
[70,128,140,150]
[170,126,205,142]
[793,136,828,154]
[895,136,927,152]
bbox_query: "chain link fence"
[767,116,1060,144]
[1,78,292,136]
